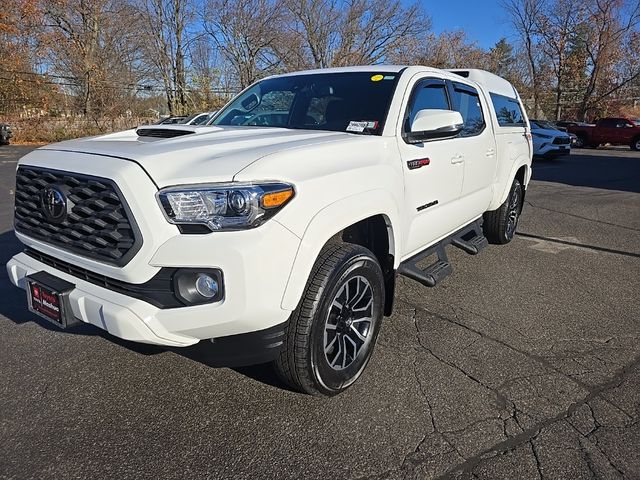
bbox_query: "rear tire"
[631,137,640,151]
[274,243,385,396]
[483,178,523,245]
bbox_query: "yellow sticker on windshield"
[371,74,384,82]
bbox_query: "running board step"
[398,260,452,287]
[397,219,487,288]
[451,234,488,255]
[398,244,452,288]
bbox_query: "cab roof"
[272,66,520,100]
[446,69,520,100]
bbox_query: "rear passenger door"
[447,80,497,210]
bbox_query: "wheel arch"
[280,190,400,316]
[489,160,530,211]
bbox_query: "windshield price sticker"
[347,121,379,133]
[347,121,369,132]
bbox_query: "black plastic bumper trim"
[23,248,223,309]
[178,321,288,367]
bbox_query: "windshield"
[211,72,401,135]
[632,119,640,126]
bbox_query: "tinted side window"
[405,80,449,131]
[490,93,525,127]
[598,119,616,127]
[450,82,485,137]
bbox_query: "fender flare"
[280,189,401,311]
[489,158,531,211]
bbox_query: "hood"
[531,127,568,137]
[39,125,362,187]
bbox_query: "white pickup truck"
[7,66,531,396]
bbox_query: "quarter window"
[450,82,485,137]
[490,93,525,127]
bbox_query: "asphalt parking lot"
[1,145,639,479]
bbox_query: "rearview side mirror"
[404,109,464,144]
[241,93,260,111]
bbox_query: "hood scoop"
[136,127,196,139]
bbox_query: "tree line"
[1,0,639,122]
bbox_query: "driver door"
[397,76,465,258]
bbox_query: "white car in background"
[183,112,217,125]
[530,119,571,159]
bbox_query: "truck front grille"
[14,166,141,266]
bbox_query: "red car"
[568,117,640,151]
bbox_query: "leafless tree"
[576,0,640,118]
[139,0,191,115]
[536,0,587,119]
[44,0,145,117]
[502,0,545,116]
[202,0,285,88]
[392,30,488,69]
[283,0,428,68]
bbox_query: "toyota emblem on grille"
[41,186,67,222]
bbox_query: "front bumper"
[7,219,301,347]
[535,143,571,157]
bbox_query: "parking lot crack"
[566,420,626,478]
[516,232,640,258]
[524,200,640,233]
[432,353,640,479]
[400,308,444,470]
[530,437,544,480]
[413,309,512,412]
[419,303,598,393]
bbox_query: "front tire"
[631,137,640,151]
[483,178,523,245]
[275,243,385,396]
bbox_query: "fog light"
[173,268,224,305]
[195,274,218,298]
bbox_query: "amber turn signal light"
[262,188,294,208]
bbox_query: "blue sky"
[418,0,516,49]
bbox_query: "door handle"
[486,148,495,157]
[451,154,464,164]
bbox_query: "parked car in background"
[0,123,12,145]
[530,119,571,158]
[156,116,188,125]
[554,120,592,130]
[183,112,217,125]
[567,117,640,150]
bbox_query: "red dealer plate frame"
[26,272,76,328]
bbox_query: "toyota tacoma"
[7,66,532,396]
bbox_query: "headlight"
[157,182,294,231]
